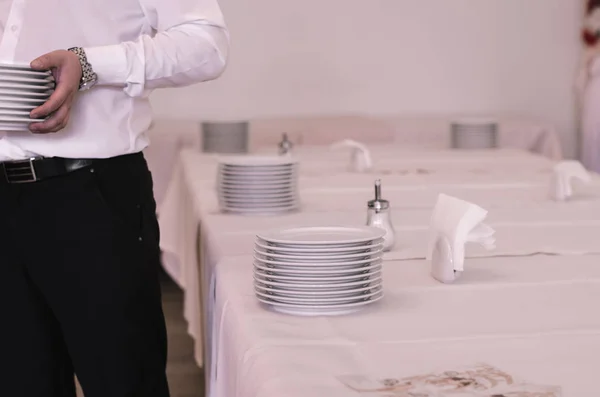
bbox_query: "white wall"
[150,0,583,157]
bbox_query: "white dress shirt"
[0,0,228,161]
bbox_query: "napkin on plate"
[549,160,591,201]
[427,194,496,283]
[330,139,373,172]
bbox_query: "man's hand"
[29,50,82,134]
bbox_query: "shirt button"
[11,25,18,32]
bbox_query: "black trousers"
[0,153,169,397]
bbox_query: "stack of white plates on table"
[217,155,300,215]
[450,118,498,150]
[202,121,249,154]
[253,226,386,316]
[0,63,54,131]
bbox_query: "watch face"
[79,81,94,91]
[79,76,97,91]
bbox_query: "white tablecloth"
[147,116,563,208]
[157,147,598,396]
[213,255,600,397]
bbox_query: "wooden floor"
[76,270,204,397]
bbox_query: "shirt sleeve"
[83,0,229,97]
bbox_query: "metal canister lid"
[368,179,389,210]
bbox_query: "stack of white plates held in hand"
[0,63,54,131]
[450,118,498,150]
[253,226,386,316]
[217,155,300,215]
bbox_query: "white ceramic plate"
[255,239,384,253]
[257,226,386,246]
[219,166,297,174]
[0,109,32,116]
[218,155,298,167]
[222,207,298,215]
[219,169,295,177]
[220,180,296,188]
[222,200,299,207]
[0,69,52,78]
[256,285,382,304]
[0,74,54,84]
[254,254,380,268]
[255,280,382,297]
[0,61,43,68]
[220,192,296,201]
[218,188,297,196]
[219,199,298,208]
[253,261,382,276]
[219,179,296,188]
[0,95,46,104]
[258,290,384,316]
[221,198,299,205]
[254,246,382,258]
[261,240,381,249]
[0,116,45,123]
[220,206,300,215]
[0,89,52,98]
[220,198,297,206]
[219,163,296,169]
[0,82,54,91]
[220,197,299,206]
[219,201,298,212]
[219,184,297,192]
[219,191,295,200]
[254,268,382,283]
[219,174,297,183]
[254,247,383,261]
[0,63,52,75]
[0,122,30,131]
[0,102,38,110]
[254,273,382,291]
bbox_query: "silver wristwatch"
[67,47,98,91]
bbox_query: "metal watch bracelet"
[67,47,98,91]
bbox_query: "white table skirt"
[157,147,594,396]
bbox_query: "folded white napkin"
[330,139,372,172]
[549,160,591,201]
[427,194,496,283]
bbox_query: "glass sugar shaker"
[366,179,395,251]
[278,133,293,156]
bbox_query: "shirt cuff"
[83,45,128,86]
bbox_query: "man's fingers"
[30,85,70,119]
[30,50,64,71]
[29,104,71,134]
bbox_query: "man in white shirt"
[0,0,228,396]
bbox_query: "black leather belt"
[1,157,94,184]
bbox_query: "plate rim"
[254,255,381,268]
[254,279,382,296]
[218,155,299,167]
[254,247,384,261]
[257,226,386,246]
[255,239,385,253]
[254,267,383,282]
[253,261,383,275]
[255,284,383,304]
[253,273,383,290]
[257,290,384,311]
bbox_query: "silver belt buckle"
[4,157,40,183]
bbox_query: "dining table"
[157,145,600,397]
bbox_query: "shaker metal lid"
[368,198,389,210]
[368,179,389,210]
